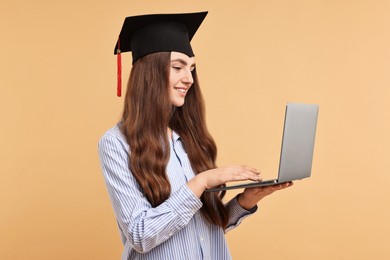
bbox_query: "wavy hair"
[121,52,229,228]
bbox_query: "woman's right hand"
[187,165,261,198]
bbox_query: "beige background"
[1,0,389,259]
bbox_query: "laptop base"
[206,179,279,192]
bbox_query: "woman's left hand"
[237,182,293,210]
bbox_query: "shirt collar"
[172,130,181,142]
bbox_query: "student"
[98,11,292,260]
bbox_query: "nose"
[182,69,194,85]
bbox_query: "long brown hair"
[121,52,229,228]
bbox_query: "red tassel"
[117,37,122,97]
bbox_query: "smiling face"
[168,51,196,107]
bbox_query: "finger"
[232,172,261,182]
[269,181,293,191]
[261,184,282,192]
[242,165,261,175]
[240,166,262,181]
[235,168,261,180]
[281,181,293,189]
[242,186,264,195]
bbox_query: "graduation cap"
[114,11,208,97]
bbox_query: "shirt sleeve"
[224,196,258,232]
[98,132,203,253]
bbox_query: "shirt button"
[200,236,204,241]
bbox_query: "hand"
[237,181,293,210]
[200,165,261,189]
[187,165,261,198]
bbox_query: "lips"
[174,87,188,94]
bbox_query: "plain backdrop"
[1,0,389,259]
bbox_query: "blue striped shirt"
[98,123,257,260]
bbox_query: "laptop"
[206,102,319,192]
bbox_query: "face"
[169,51,195,107]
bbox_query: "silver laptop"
[206,102,319,192]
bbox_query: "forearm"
[186,174,207,198]
[237,192,262,210]
[116,185,202,253]
[224,196,258,232]
[99,133,203,253]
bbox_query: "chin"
[172,98,186,107]
[173,102,185,107]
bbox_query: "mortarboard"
[114,11,208,97]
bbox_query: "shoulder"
[98,123,129,152]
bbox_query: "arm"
[225,182,294,232]
[98,133,202,253]
[186,167,263,232]
[225,195,258,232]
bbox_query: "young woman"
[98,12,292,260]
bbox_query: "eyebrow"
[170,58,196,68]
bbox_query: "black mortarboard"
[114,11,208,97]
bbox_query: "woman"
[98,11,292,260]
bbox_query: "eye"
[172,66,181,71]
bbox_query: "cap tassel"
[117,37,122,97]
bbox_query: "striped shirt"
[98,123,257,260]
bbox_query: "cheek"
[169,77,175,88]
[169,70,183,86]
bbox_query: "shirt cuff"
[225,195,258,232]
